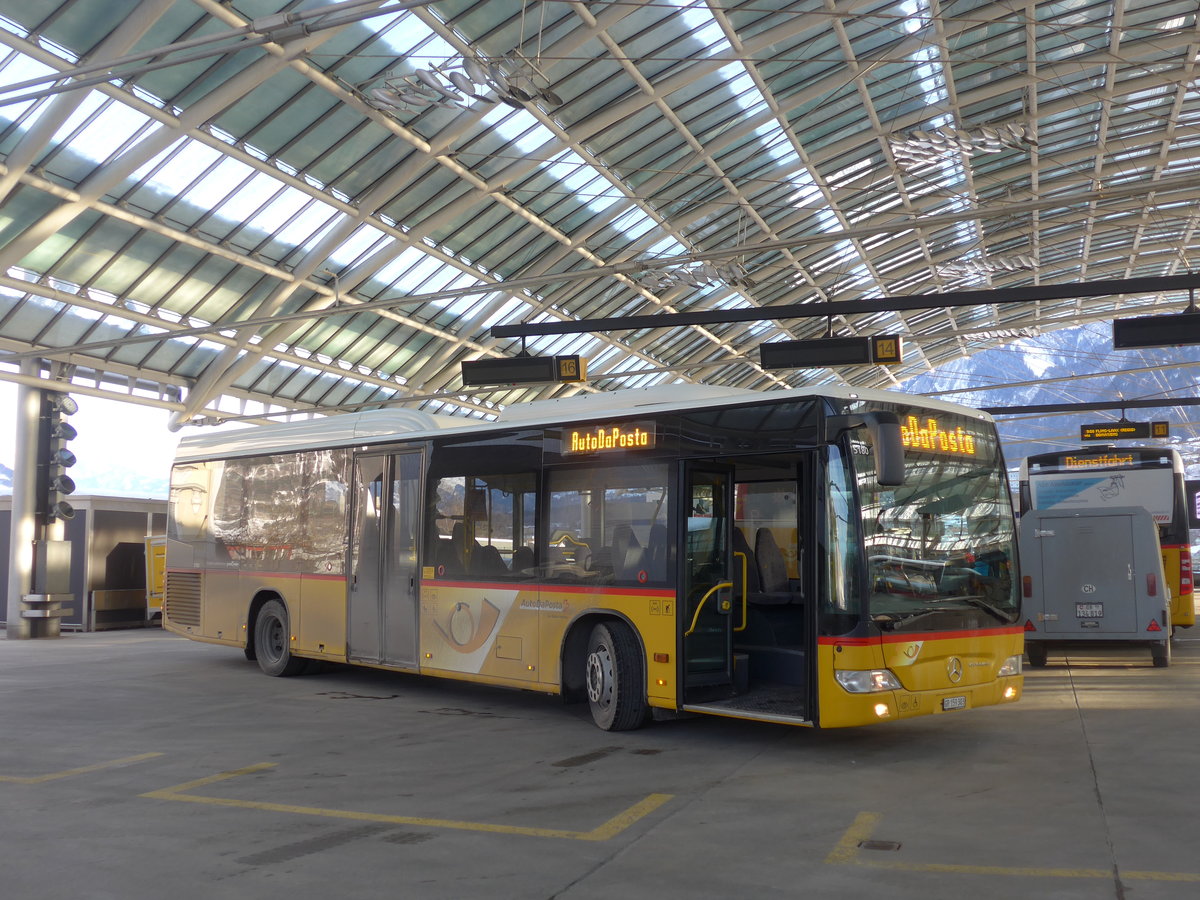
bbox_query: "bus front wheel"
[254,599,307,677]
[585,622,647,731]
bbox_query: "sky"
[0,380,182,498]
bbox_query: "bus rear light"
[1022,575,1032,598]
[1147,573,1157,596]
[1023,619,1037,632]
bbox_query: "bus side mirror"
[865,412,905,487]
[825,411,905,487]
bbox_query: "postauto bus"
[162,385,1022,731]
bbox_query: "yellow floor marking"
[0,752,163,784]
[142,762,672,842]
[830,812,1200,882]
[824,811,881,864]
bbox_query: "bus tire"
[585,621,647,731]
[1025,644,1048,668]
[1151,641,1170,668]
[254,599,307,677]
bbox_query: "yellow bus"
[162,385,1023,730]
[1018,446,1195,630]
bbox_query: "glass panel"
[304,449,350,575]
[823,445,863,635]
[684,469,730,683]
[854,409,1018,631]
[429,471,539,580]
[735,481,799,579]
[545,463,670,585]
[351,460,385,593]
[392,453,421,567]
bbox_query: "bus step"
[685,676,736,696]
[733,651,749,694]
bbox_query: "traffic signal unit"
[37,391,79,522]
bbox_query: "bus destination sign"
[1061,453,1136,469]
[564,421,657,454]
[1080,421,1169,441]
[899,415,977,456]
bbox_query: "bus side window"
[511,544,535,574]
[428,471,538,581]
[546,464,669,585]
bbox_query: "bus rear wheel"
[585,622,647,731]
[254,599,307,677]
[1151,640,1171,668]
[1025,644,1048,668]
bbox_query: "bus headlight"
[998,655,1022,676]
[835,669,902,693]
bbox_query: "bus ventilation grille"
[163,571,202,627]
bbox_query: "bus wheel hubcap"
[587,647,612,706]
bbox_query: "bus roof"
[174,384,996,462]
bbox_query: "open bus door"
[681,464,735,698]
[679,453,817,723]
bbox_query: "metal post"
[6,360,40,638]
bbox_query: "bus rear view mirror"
[825,411,905,487]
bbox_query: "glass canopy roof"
[0,0,1196,431]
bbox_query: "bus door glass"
[348,450,423,666]
[683,465,733,689]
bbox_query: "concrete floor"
[3,628,1199,900]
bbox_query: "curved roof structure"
[0,0,1197,431]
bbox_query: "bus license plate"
[942,696,966,711]
[1076,602,1104,618]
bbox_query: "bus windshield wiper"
[873,607,947,630]
[874,596,1013,630]
[955,595,1016,624]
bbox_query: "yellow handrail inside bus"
[733,550,748,633]
[684,581,733,637]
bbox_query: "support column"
[6,360,40,638]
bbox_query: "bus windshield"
[852,409,1019,630]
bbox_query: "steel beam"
[980,397,1200,416]
[491,273,1200,339]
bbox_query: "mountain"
[0,461,166,500]
[899,322,1200,477]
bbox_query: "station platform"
[2,627,1199,899]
